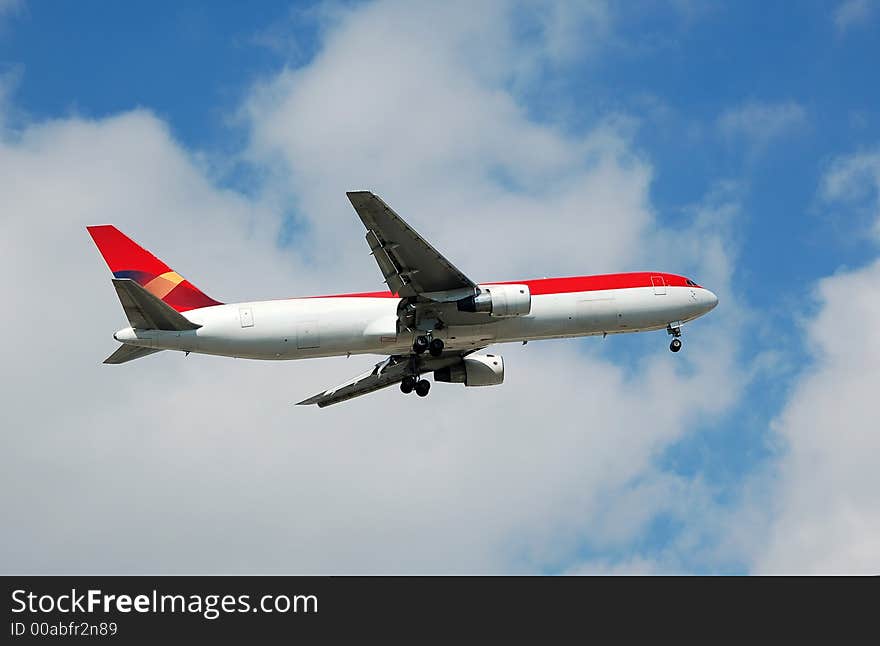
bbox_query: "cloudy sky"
[2,0,878,574]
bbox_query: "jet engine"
[456,284,531,317]
[434,354,504,386]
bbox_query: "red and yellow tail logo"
[87,225,222,312]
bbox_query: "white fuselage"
[114,284,719,360]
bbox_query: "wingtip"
[296,390,335,406]
[346,190,376,201]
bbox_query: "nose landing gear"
[667,322,683,353]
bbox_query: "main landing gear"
[404,334,443,398]
[667,322,683,353]
[412,335,444,357]
[400,375,431,397]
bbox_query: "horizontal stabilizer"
[112,279,201,331]
[103,344,163,364]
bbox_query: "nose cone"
[703,289,719,312]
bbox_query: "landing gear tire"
[428,338,444,357]
[413,335,429,354]
[670,338,682,353]
[415,379,431,397]
[400,376,416,394]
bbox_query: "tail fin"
[87,225,222,312]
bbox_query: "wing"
[296,353,466,408]
[347,191,476,298]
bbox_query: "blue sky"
[7,2,877,291]
[2,1,879,574]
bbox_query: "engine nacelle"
[434,354,504,387]
[456,284,531,317]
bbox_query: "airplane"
[87,191,718,407]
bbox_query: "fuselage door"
[651,275,666,295]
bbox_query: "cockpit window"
[686,279,697,287]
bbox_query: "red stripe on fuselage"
[303,272,695,300]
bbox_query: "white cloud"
[820,149,880,239]
[748,259,880,573]
[244,0,634,282]
[565,556,664,575]
[0,0,743,573]
[717,101,807,154]
[834,0,875,33]
[724,147,880,574]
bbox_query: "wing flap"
[366,229,411,295]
